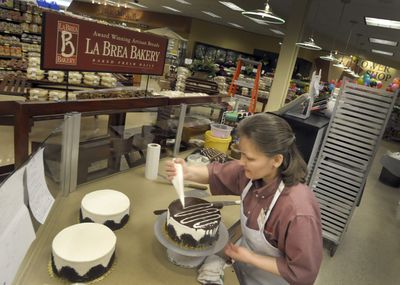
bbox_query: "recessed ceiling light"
[130,2,147,8]
[162,6,181,12]
[229,22,243,28]
[219,1,244,12]
[249,18,269,25]
[202,11,221,18]
[270,28,285,35]
[371,49,394,56]
[369,37,398,46]
[365,17,400,30]
[175,0,191,4]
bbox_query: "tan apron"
[233,180,289,285]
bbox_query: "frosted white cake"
[51,223,116,282]
[80,189,130,230]
[166,197,221,248]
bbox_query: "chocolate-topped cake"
[166,197,221,248]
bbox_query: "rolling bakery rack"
[309,80,398,256]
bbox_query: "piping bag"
[172,161,185,208]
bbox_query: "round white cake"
[51,223,116,282]
[80,189,130,230]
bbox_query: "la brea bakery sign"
[42,12,168,75]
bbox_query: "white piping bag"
[172,162,185,208]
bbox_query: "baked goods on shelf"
[29,88,47,101]
[76,87,153,99]
[166,197,221,248]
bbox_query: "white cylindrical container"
[145,143,161,180]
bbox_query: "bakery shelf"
[0,30,22,36]
[0,17,23,24]
[0,5,20,12]
[22,30,42,36]
[0,55,22,59]
[28,79,105,90]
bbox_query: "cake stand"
[154,212,228,268]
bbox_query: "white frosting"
[81,189,130,224]
[52,223,116,276]
[166,204,220,243]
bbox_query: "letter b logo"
[56,21,79,65]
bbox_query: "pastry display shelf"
[0,4,42,14]
[0,55,22,59]
[0,17,24,24]
[0,94,227,169]
[0,30,23,36]
[28,79,106,90]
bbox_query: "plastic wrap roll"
[145,143,161,180]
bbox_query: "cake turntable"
[154,212,229,268]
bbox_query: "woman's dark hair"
[237,113,307,186]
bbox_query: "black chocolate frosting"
[51,252,115,282]
[79,209,129,231]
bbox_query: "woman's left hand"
[224,242,255,264]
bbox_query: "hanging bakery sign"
[41,12,168,75]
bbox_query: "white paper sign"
[0,205,36,285]
[26,148,54,224]
[0,167,26,231]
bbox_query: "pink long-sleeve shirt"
[208,160,323,285]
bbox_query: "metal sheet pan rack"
[309,80,399,256]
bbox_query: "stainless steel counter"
[14,158,241,285]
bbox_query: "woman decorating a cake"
[166,113,323,285]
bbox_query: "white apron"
[233,180,289,285]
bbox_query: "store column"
[266,0,311,112]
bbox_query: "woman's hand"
[165,158,187,181]
[224,242,281,277]
[165,157,209,184]
[224,242,255,264]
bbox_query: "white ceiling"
[75,0,400,69]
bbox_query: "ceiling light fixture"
[371,49,394,56]
[202,11,221,18]
[162,6,181,12]
[320,51,338,62]
[229,22,243,29]
[219,1,244,12]
[250,18,269,25]
[369,37,398,46]
[365,17,400,30]
[296,0,322,50]
[270,28,284,35]
[296,36,322,50]
[333,61,345,68]
[175,0,191,4]
[242,0,285,24]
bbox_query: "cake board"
[154,213,228,268]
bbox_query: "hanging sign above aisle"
[41,12,168,75]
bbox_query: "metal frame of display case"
[309,80,399,256]
[0,95,227,172]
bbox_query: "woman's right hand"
[165,158,187,181]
